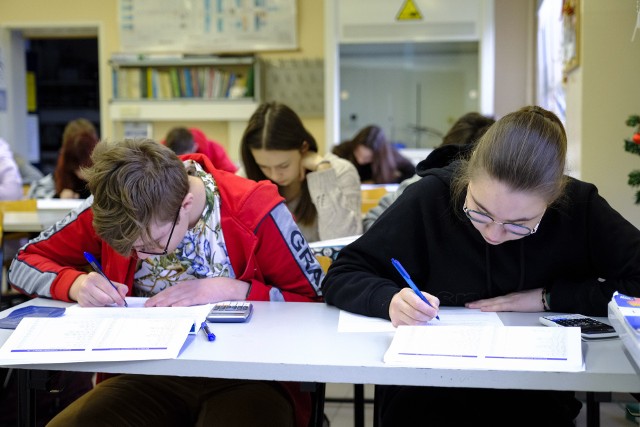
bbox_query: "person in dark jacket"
[333,125,415,184]
[323,106,640,426]
[362,112,495,230]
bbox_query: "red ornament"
[633,133,640,144]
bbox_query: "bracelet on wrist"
[541,287,551,311]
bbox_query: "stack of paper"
[0,299,213,365]
[608,291,640,368]
[384,325,584,372]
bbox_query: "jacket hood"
[415,144,474,177]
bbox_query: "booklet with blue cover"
[0,306,66,329]
[610,292,640,334]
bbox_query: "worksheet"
[383,325,584,372]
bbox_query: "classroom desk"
[1,300,639,427]
[2,199,85,233]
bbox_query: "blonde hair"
[85,139,189,255]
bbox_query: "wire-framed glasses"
[136,208,180,256]
[463,203,543,236]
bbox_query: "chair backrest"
[361,186,388,215]
[0,199,37,293]
[0,199,37,236]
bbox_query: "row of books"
[112,66,253,100]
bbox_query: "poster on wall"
[118,0,297,54]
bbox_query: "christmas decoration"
[625,115,640,204]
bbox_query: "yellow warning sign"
[396,0,423,21]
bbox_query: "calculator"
[539,313,617,340]
[206,301,253,323]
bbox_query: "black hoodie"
[323,162,640,318]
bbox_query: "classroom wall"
[493,0,535,117]
[565,0,640,229]
[0,0,326,163]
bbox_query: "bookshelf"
[108,55,261,122]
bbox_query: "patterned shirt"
[134,160,235,296]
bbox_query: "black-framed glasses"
[463,203,543,236]
[136,208,180,256]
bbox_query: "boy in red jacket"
[9,138,323,427]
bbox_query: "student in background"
[363,112,495,231]
[0,137,23,200]
[164,126,238,173]
[10,138,323,427]
[240,101,362,242]
[13,153,44,185]
[28,118,99,199]
[332,125,415,184]
[323,106,640,426]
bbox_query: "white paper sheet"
[338,308,504,333]
[384,325,584,372]
[0,300,214,365]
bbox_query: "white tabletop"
[0,300,639,393]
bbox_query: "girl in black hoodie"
[323,106,640,426]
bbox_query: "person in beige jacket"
[240,101,362,243]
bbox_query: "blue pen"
[201,321,216,341]
[83,252,128,307]
[391,258,440,320]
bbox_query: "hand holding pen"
[83,252,128,307]
[391,258,440,321]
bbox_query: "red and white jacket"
[9,153,323,427]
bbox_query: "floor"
[324,384,640,427]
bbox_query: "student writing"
[240,101,362,242]
[322,106,640,426]
[9,138,323,427]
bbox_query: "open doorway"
[26,38,100,175]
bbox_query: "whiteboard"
[118,0,297,54]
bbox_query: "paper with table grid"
[384,325,584,372]
[0,299,213,365]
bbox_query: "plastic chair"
[0,199,37,294]
[360,187,387,216]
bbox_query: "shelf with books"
[109,55,261,121]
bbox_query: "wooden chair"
[360,187,388,216]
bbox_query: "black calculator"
[206,301,253,323]
[539,314,617,340]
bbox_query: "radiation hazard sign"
[396,0,423,21]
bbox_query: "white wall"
[565,0,640,228]
[493,0,535,117]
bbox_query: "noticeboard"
[118,0,297,54]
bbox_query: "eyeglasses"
[463,203,543,236]
[136,208,180,256]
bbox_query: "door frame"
[0,23,102,162]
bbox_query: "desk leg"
[586,392,600,427]
[17,369,35,427]
[354,384,364,427]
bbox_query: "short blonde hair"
[85,139,189,255]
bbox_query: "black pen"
[201,321,216,341]
[83,251,128,307]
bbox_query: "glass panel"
[339,41,479,149]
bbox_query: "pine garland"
[625,115,640,205]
